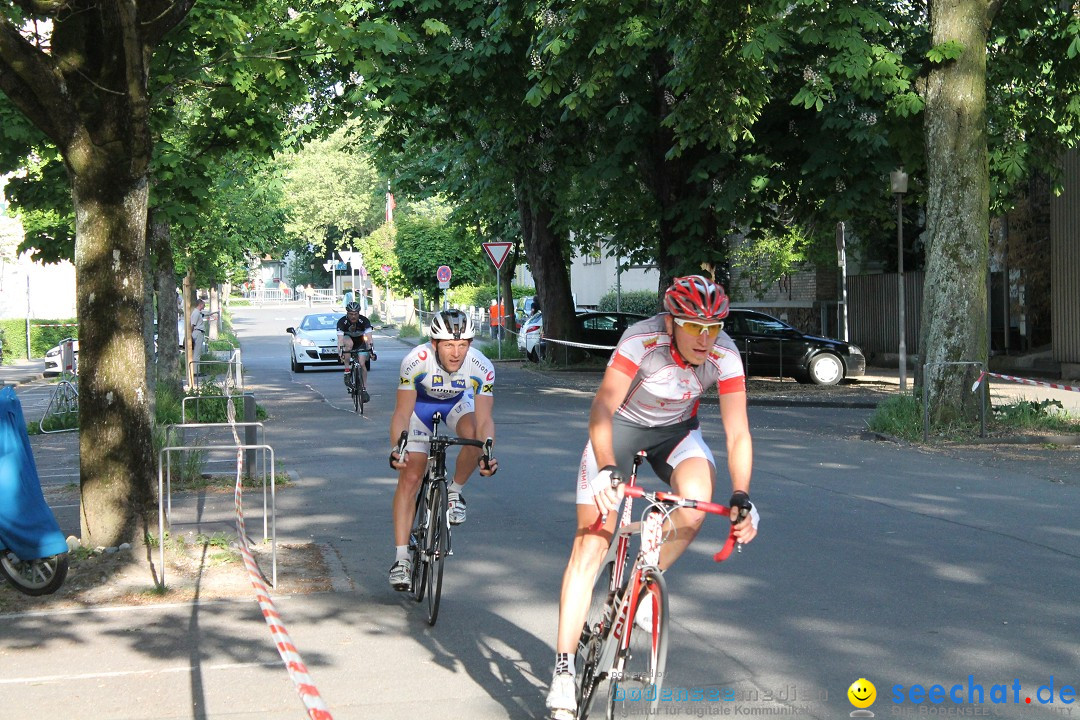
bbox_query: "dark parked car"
[533,311,648,361]
[723,309,865,385]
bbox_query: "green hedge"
[597,290,660,316]
[0,318,78,363]
[447,283,534,309]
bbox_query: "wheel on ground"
[808,353,844,385]
[410,484,429,603]
[352,364,363,413]
[0,551,69,596]
[290,353,303,372]
[606,567,668,719]
[576,560,619,720]
[424,482,448,626]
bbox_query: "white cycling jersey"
[398,343,494,448]
[607,314,745,426]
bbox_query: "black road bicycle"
[346,348,371,414]
[394,413,492,626]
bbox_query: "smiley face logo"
[848,678,877,709]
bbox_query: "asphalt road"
[2,304,1078,720]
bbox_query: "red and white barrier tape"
[30,323,78,327]
[233,448,333,718]
[541,335,616,351]
[972,370,1080,394]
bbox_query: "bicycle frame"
[397,413,492,626]
[576,452,737,719]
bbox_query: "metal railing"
[156,439,277,588]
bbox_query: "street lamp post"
[891,168,909,392]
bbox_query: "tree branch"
[139,0,198,46]
[0,15,73,145]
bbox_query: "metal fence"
[848,271,924,360]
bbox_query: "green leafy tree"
[0,0,196,547]
[393,215,486,301]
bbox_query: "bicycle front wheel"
[352,364,363,414]
[424,481,448,625]
[410,482,430,603]
[606,567,668,719]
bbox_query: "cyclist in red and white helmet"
[387,309,499,592]
[545,275,758,716]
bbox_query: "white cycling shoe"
[546,671,576,718]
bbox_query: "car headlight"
[46,347,60,357]
[849,345,864,356]
[296,338,316,347]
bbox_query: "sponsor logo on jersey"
[486,370,494,381]
[399,376,410,386]
[431,374,444,386]
[642,335,659,348]
[481,383,494,394]
[418,350,428,361]
[451,377,466,389]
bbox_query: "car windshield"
[300,314,339,331]
[742,314,792,336]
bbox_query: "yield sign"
[482,242,513,270]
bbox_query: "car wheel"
[528,347,540,363]
[291,353,304,373]
[808,353,843,385]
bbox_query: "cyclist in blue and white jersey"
[387,309,499,591]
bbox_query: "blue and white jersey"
[398,343,495,432]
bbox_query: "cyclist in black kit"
[337,301,375,403]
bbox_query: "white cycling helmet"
[429,309,475,340]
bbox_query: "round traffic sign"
[437,265,452,283]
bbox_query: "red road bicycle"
[562,452,740,720]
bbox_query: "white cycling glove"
[590,465,620,497]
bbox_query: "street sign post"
[481,242,513,270]
[481,243,513,359]
[436,266,452,309]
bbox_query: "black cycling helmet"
[429,309,475,340]
[345,301,362,313]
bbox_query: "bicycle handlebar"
[592,483,740,563]
[390,427,494,469]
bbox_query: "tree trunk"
[150,213,182,399]
[73,168,156,548]
[920,0,996,424]
[516,179,577,364]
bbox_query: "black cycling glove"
[729,490,752,522]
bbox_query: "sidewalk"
[0,358,46,388]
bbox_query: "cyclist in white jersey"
[387,309,498,591]
[546,275,760,716]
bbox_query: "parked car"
[517,311,544,361]
[43,339,79,377]
[526,311,649,362]
[286,312,345,372]
[723,309,865,385]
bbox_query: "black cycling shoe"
[344,373,353,389]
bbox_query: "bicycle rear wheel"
[424,481,448,625]
[606,567,668,719]
[409,481,430,602]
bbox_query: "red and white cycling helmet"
[663,275,730,321]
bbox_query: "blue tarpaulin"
[0,386,68,559]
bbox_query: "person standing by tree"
[189,298,217,359]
